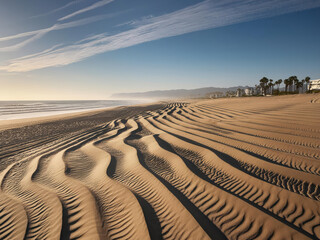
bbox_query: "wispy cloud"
[0,14,114,52]
[2,0,320,72]
[59,0,114,21]
[31,0,85,19]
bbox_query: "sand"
[0,94,319,239]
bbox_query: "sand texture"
[0,94,319,239]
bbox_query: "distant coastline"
[111,86,250,100]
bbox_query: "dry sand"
[0,94,319,239]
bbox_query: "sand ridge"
[0,94,319,239]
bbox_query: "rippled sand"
[0,94,319,239]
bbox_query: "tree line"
[257,76,311,96]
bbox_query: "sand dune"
[0,94,319,239]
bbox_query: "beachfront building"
[207,91,224,99]
[309,79,320,91]
[244,88,253,96]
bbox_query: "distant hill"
[111,86,249,99]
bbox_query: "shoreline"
[0,101,161,131]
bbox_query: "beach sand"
[0,94,319,239]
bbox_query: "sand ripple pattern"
[0,95,319,239]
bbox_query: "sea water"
[0,100,147,120]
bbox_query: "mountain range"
[111,86,250,100]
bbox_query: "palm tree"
[288,76,295,93]
[256,84,264,95]
[274,80,279,95]
[296,81,303,93]
[268,81,274,95]
[254,85,258,95]
[301,79,305,93]
[284,79,289,94]
[269,79,274,95]
[260,82,265,95]
[260,77,269,96]
[305,76,311,92]
[293,76,299,93]
[276,79,282,92]
[300,81,304,92]
[289,76,299,92]
[288,79,292,92]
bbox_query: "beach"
[0,94,319,239]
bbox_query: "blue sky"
[0,0,320,100]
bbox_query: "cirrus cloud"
[1,0,320,72]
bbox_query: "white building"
[208,92,224,99]
[309,79,320,90]
[244,88,253,96]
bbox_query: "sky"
[0,0,320,100]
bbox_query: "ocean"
[0,100,147,120]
